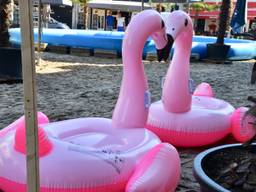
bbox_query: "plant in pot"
[0,0,22,83]
[206,0,232,61]
[193,98,256,192]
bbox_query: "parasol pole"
[37,0,42,65]
[19,0,40,191]
[141,0,145,11]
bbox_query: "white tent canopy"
[88,0,151,12]
[40,0,72,6]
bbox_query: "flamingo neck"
[162,30,193,113]
[112,12,162,128]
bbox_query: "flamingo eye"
[185,19,188,27]
[172,28,175,31]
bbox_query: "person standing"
[106,11,114,31]
[117,12,125,31]
[208,23,217,35]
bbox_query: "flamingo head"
[150,15,169,62]
[157,10,193,61]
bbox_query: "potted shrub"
[0,0,22,82]
[206,0,232,61]
[194,101,256,192]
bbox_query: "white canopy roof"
[35,0,72,6]
[88,0,151,12]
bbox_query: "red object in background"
[189,2,256,20]
[208,23,217,33]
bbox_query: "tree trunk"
[83,3,87,29]
[216,0,232,45]
[194,11,199,33]
[0,0,12,47]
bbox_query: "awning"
[88,0,152,12]
[189,10,219,19]
[37,0,72,6]
[190,9,256,20]
[189,1,256,20]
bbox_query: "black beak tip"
[161,19,165,29]
[156,34,174,62]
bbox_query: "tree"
[206,0,234,61]
[216,0,232,45]
[190,2,219,14]
[156,3,165,12]
[242,96,256,146]
[72,0,88,29]
[0,0,12,47]
[0,0,22,82]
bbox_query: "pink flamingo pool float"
[146,11,256,147]
[0,10,180,192]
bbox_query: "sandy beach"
[0,52,255,191]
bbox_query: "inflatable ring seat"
[0,112,180,192]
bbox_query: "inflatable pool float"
[0,113,180,192]
[190,36,256,61]
[0,10,180,192]
[145,34,256,61]
[146,11,256,147]
[9,26,256,61]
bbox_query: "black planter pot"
[193,143,256,192]
[0,47,22,83]
[206,43,231,61]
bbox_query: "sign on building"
[33,0,40,27]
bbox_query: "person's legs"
[106,26,113,31]
[117,26,124,31]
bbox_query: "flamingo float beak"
[157,34,173,62]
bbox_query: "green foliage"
[243,104,256,146]
[190,2,219,12]
[246,106,256,121]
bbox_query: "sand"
[0,52,255,191]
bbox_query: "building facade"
[12,0,256,35]
[189,0,256,34]
[72,0,151,30]
[12,0,72,28]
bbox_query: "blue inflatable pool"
[9,28,256,61]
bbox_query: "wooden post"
[251,62,256,84]
[37,0,42,65]
[141,0,145,11]
[19,0,40,191]
[104,9,107,30]
[89,8,93,29]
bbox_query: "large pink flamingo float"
[0,10,180,192]
[146,11,256,147]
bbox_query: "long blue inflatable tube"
[9,28,256,61]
